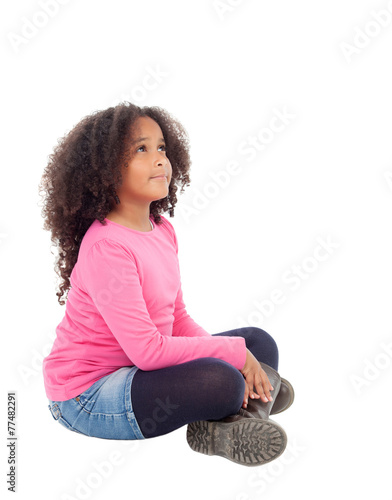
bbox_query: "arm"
[81,239,246,371]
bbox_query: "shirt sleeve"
[81,239,247,371]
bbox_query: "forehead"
[131,116,163,137]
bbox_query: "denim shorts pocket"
[47,367,144,440]
[48,402,61,421]
[48,400,85,435]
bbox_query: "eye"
[136,144,166,152]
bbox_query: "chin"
[153,187,169,195]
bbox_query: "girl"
[40,102,294,467]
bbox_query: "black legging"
[131,326,279,438]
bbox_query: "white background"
[2,0,392,499]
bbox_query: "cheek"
[128,166,147,185]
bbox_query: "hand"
[239,349,274,409]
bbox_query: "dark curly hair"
[38,102,192,306]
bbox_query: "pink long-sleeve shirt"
[43,215,247,401]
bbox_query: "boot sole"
[187,418,287,467]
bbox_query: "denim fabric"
[48,365,145,440]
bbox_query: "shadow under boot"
[186,362,287,467]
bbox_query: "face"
[115,116,172,206]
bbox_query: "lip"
[150,175,168,180]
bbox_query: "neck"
[106,201,152,231]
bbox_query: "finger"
[262,373,275,401]
[245,377,259,404]
[255,379,269,402]
[259,370,275,402]
[243,383,249,408]
[265,373,274,392]
[255,375,274,402]
[249,384,260,399]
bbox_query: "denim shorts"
[47,366,145,440]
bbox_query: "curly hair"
[38,102,192,306]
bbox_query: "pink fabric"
[43,215,247,401]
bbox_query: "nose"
[154,152,169,167]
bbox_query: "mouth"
[150,175,168,180]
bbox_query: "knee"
[257,327,278,349]
[197,357,245,386]
[248,327,278,352]
[197,358,245,412]
[237,327,279,370]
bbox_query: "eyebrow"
[130,136,166,145]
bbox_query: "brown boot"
[249,362,294,416]
[186,363,287,467]
[270,377,295,415]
